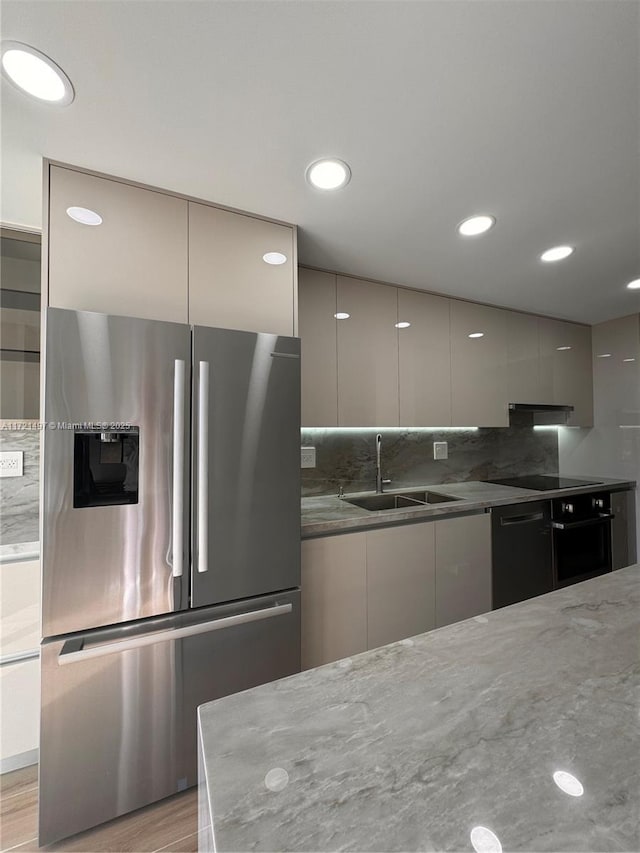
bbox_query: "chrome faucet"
[375,433,391,493]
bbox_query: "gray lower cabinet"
[301,532,367,670]
[434,513,492,627]
[611,489,637,571]
[301,513,492,668]
[367,523,436,649]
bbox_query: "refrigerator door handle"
[172,359,186,578]
[57,602,293,666]
[197,360,209,574]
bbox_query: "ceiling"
[1,0,639,324]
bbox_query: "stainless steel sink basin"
[344,490,461,511]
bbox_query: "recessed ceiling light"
[470,826,502,853]
[334,312,350,320]
[262,252,287,265]
[596,353,612,358]
[623,357,636,362]
[306,158,351,190]
[66,206,102,226]
[540,245,574,263]
[457,215,495,237]
[1,41,74,104]
[395,321,411,329]
[556,346,572,351]
[553,771,584,797]
[468,332,484,338]
[627,278,640,290]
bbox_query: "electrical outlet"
[301,446,316,469]
[0,451,24,478]
[433,441,448,461]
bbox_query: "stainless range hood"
[508,403,574,426]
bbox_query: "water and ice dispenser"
[73,428,139,507]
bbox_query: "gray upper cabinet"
[450,300,509,427]
[507,311,542,404]
[398,289,452,426]
[46,163,297,335]
[298,268,338,426]
[298,269,597,429]
[48,165,189,323]
[591,314,640,427]
[188,203,296,336]
[336,276,399,426]
[539,318,593,426]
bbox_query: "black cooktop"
[484,475,603,491]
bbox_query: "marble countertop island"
[198,565,639,852]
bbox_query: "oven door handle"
[551,512,614,531]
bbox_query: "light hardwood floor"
[0,766,204,853]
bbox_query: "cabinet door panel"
[611,490,637,570]
[189,203,295,335]
[298,268,338,426]
[592,315,640,427]
[398,290,451,426]
[301,533,367,669]
[48,166,188,322]
[367,523,435,649]
[435,514,491,628]
[450,301,508,427]
[337,277,399,426]
[507,312,541,404]
[539,318,593,426]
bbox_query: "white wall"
[559,313,640,553]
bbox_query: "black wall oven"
[551,493,613,587]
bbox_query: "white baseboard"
[0,748,38,774]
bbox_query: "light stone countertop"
[301,476,636,537]
[0,540,40,564]
[198,564,640,853]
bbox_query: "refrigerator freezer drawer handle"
[58,602,293,665]
[198,361,209,574]
[172,359,186,578]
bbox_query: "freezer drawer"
[39,590,300,846]
[182,589,300,782]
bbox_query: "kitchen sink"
[344,490,461,511]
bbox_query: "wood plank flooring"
[0,766,206,853]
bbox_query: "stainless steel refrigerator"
[39,308,301,845]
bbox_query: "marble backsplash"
[301,427,559,496]
[0,427,40,545]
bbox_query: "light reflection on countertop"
[198,565,640,852]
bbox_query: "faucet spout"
[375,433,383,493]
